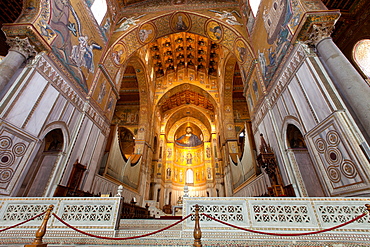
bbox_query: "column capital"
[6,37,37,59]
[305,23,334,47]
[295,10,340,47]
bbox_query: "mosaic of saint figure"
[175,127,203,147]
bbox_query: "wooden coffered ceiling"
[0,1,22,56]
[117,65,140,105]
[149,32,221,79]
[233,63,245,101]
[160,90,215,113]
[321,0,370,51]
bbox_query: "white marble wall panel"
[68,107,80,132]
[5,72,48,128]
[296,62,332,122]
[79,124,101,190]
[287,77,317,130]
[276,97,289,120]
[281,89,298,120]
[80,124,100,166]
[61,116,93,186]
[25,85,59,135]
[255,122,267,149]
[27,154,58,196]
[261,114,275,145]
[47,95,67,123]
[83,132,106,193]
[272,104,283,129]
[61,102,74,127]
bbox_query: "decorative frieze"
[252,44,306,131]
[0,197,122,229]
[184,197,370,233]
[34,54,110,136]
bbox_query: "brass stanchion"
[193,204,202,247]
[24,205,54,247]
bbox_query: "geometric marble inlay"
[317,204,370,225]
[0,129,31,193]
[61,204,113,222]
[190,204,244,222]
[311,123,363,190]
[2,204,47,221]
[252,204,310,223]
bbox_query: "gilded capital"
[295,10,340,47]
[305,23,334,47]
[6,37,37,59]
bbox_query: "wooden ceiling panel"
[149,32,221,79]
[160,90,215,113]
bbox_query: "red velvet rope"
[0,211,46,233]
[202,212,367,236]
[52,213,192,240]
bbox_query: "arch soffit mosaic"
[222,54,238,100]
[125,56,151,105]
[117,55,153,141]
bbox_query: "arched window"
[353,39,370,79]
[250,0,262,17]
[238,129,245,155]
[91,0,107,24]
[286,124,306,149]
[186,169,194,184]
[45,129,64,152]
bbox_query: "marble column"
[309,24,370,142]
[0,36,37,97]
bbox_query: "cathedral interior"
[0,0,369,218]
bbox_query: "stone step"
[1,217,369,247]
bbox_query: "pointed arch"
[103,11,255,76]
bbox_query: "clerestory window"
[353,39,370,80]
[91,0,107,25]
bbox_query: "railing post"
[193,204,202,247]
[24,205,54,247]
